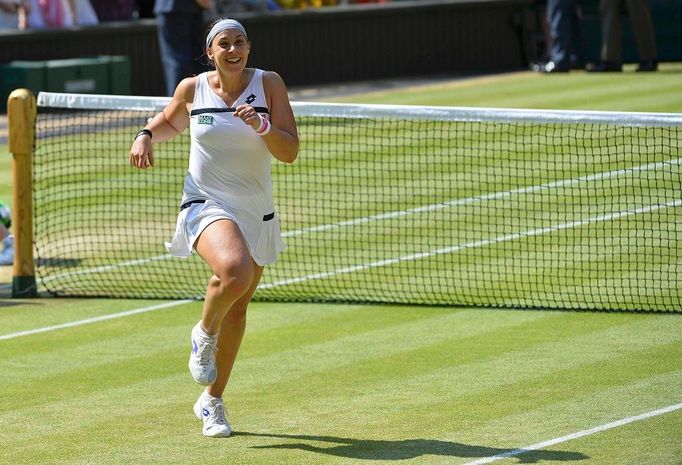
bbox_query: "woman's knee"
[210,257,254,298]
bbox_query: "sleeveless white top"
[165,69,285,265]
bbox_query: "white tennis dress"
[165,69,285,266]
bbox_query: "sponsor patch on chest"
[198,115,214,125]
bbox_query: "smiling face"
[206,28,251,73]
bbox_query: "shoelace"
[208,402,227,426]
[197,339,218,367]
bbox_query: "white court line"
[1,198,679,341]
[0,300,194,341]
[41,253,171,283]
[2,159,679,340]
[284,157,681,237]
[462,403,682,465]
[39,157,681,283]
[259,199,681,290]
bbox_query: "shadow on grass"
[238,432,588,463]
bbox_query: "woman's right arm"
[129,77,195,169]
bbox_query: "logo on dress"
[245,94,256,104]
[198,115,214,125]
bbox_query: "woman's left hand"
[233,104,263,131]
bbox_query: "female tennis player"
[129,18,299,437]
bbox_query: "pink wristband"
[255,115,271,136]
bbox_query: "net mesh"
[32,93,682,311]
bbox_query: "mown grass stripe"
[261,198,681,289]
[0,304,429,389]
[0,299,193,341]
[38,156,680,284]
[0,310,552,423]
[7,194,673,341]
[3,310,675,437]
[2,293,677,445]
[240,315,680,425]
[463,403,682,465]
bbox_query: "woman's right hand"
[128,76,193,169]
[129,134,154,169]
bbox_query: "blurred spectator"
[213,0,278,13]
[532,0,583,73]
[66,0,98,24]
[0,225,13,266]
[89,0,135,21]
[277,0,329,7]
[0,0,30,29]
[26,0,64,27]
[24,0,98,28]
[587,0,657,72]
[155,0,212,96]
[0,201,13,266]
[276,0,388,8]
[24,0,43,27]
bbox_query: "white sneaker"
[0,235,13,266]
[193,393,232,437]
[188,322,218,385]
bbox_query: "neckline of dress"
[205,69,256,108]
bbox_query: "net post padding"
[7,89,37,298]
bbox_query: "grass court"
[0,64,680,464]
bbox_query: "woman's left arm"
[261,71,299,164]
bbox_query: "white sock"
[196,321,217,339]
[202,390,220,402]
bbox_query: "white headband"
[205,19,247,48]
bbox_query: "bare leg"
[194,218,265,398]
[195,219,255,335]
[207,263,263,398]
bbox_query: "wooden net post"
[7,89,37,297]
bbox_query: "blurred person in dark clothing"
[587,0,657,72]
[532,0,583,73]
[155,0,213,96]
[89,0,134,21]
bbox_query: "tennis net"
[31,92,681,311]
